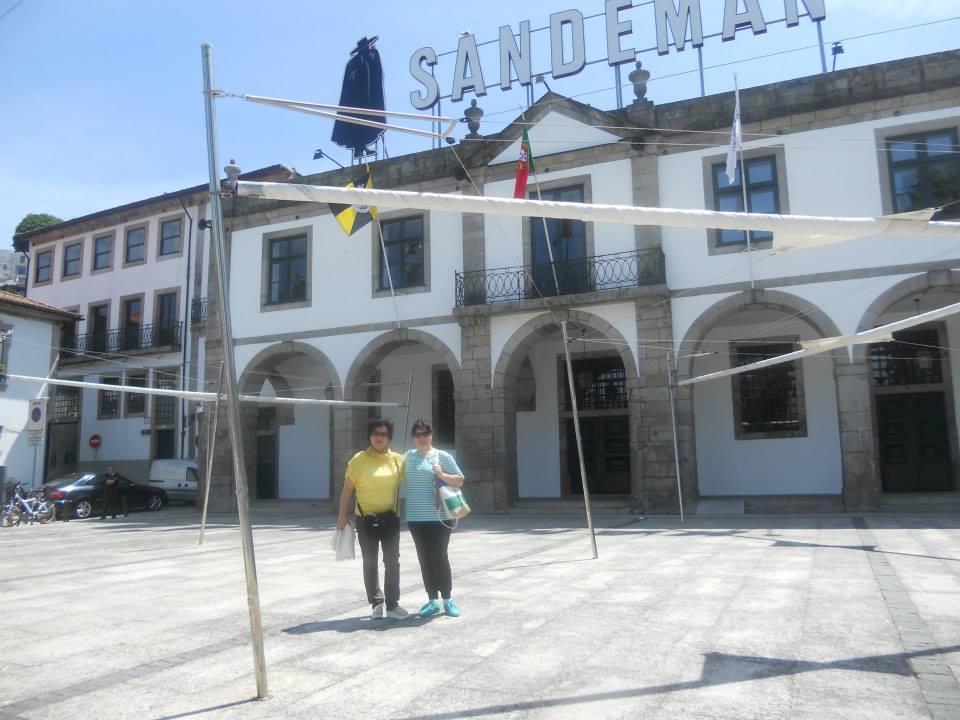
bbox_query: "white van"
[148,459,199,503]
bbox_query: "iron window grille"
[153,372,177,426]
[159,218,182,256]
[379,216,425,290]
[870,328,943,386]
[125,227,146,263]
[35,250,52,283]
[711,156,780,247]
[99,377,121,419]
[126,373,147,415]
[731,342,806,438]
[563,357,628,411]
[887,129,960,213]
[93,235,112,270]
[267,235,308,304]
[53,386,80,422]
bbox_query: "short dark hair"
[368,417,394,439]
[410,418,433,436]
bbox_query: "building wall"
[0,312,56,488]
[516,337,562,497]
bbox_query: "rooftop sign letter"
[500,21,533,90]
[655,0,704,55]
[452,33,488,102]
[550,9,587,79]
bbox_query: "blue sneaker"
[419,600,442,617]
[443,599,461,617]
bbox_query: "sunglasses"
[412,431,432,438]
[370,431,391,438]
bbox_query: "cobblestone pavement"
[0,506,958,719]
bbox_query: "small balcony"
[455,248,664,307]
[63,322,183,361]
[191,297,208,326]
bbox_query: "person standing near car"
[101,466,120,520]
[337,418,410,620]
[403,419,466,618]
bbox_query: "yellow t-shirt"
[346,448,404,516]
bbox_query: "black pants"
[356,516,400,609]
[101,491,119,519]
[408,521,453,600]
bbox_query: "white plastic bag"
[331,523,356,561]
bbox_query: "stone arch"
[492,308,642,508]
[853,269,960,362]
[676,289,844,379]
[344,328,462,396]
[492,308,639,394]
[238,341,342,398]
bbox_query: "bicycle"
[1,484,56,526]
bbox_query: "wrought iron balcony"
[455,249,664,307]
[64,322,183,359]
[191,297,208,325]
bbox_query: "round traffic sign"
[89,434,102,449]
[30,406,43,423]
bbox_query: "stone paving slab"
[0,507,958,719]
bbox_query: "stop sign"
[89,434,102,449]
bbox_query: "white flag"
[725,77,742,185]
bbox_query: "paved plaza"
[1,505,959,719]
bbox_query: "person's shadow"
[284,615,435,634]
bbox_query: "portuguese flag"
[513,127,534,199]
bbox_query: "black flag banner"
[331,36,386,159]
[329,165,377,236]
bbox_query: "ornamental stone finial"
[628,61,651,101]
[464,99,483,138]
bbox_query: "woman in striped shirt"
[402,418,466,617]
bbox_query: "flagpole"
[734,75,756,290]
[374,216,402,327]
[518,119,561,296]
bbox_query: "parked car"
[148,460,199,504]
[43,473,168,519]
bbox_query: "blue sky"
[1,0,957,243]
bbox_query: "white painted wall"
[278,404,330,499]
[517,338,562,497]
[691,312,843,495]
[659,108,960,293]
[0,312,56,488]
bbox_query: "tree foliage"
[15,213,62,235]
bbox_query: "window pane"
[746,159,774,184]
[888,140,917,163]
[717,193,742,212]
[160,220,181,255]
[715,164,740,190]
[750,188,777,214]
[94,236,112,269]
[718,229,745,246]
[63,245,81,276]
[36,251,52,282]
[925,132,955,156]
[126,228,145,262]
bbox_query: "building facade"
[197,50,959,513]
[13,166,290,481]
[0,291,79,489]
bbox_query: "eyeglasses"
[412,431,432,438]
[370,431,390,438]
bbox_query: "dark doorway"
[154,429,176,459]
[565,416,631,495]
[877,393,952,492]
[256,435,278,499]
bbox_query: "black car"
[44,473,168,519]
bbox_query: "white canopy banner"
[235,181,960,245]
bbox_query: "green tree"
[15,213,62,235]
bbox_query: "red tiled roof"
[0,290,81,321]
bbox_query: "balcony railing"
[191,297,208,325]
[64,322,183,359]
[455,249,664,307]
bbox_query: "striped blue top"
[402,449,464,522]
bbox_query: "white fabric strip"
[678,298,960,386]
[235,182,960,243]
[9,373,398,407]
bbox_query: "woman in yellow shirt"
[337,418,409,620]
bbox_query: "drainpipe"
[178,196,195,459]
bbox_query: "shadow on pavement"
[283,615,435,634]
[152,697,260,719]
[392,645,960,720]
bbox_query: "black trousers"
[408,521,453,600]
[356,517,400,609]
[101,490,119,518]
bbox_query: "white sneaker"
[371,603,386,620]
[387,605,410,620]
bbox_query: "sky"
[1,0,957,244]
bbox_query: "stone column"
[835,359,880,510]
[634,298,697,513]
[456,314,501,512]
